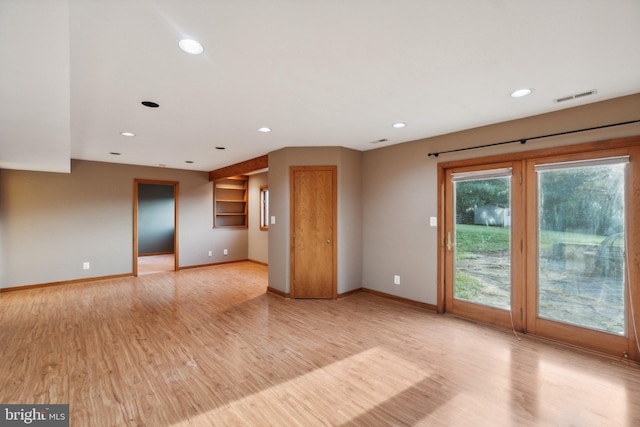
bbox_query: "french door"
[444,161,524,330]
[442,141,639,359]
[525,152,630,355]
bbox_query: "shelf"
[215,184,246,190]
[214,176,248,228]
[214,215,246,227]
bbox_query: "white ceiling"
[1,0,639,174]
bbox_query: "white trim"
[451,167,512,182]
[535,156,629,172]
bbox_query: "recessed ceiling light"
[258,127,272,133]
[392,122,406,129]
[179,39,204,55]
[141,101,159,108]
[510,88,532,98]
[215,146,226,150]
[120,132,135,137]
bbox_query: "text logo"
[0,405,68,427]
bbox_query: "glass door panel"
[454,175,512,310]
[536,159,627,335]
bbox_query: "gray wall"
[248,172,269,264]
[2,94,638,298]
[363,141,437,302]
[362,93,640,305]
[138,183,175,255]
[267,146,362,295]
[0,160,248,288]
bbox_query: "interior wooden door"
[290,166,337,299]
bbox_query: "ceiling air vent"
[554,89,597,103]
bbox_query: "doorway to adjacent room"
[133,179,179,276]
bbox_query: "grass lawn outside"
[455,224,607,259]
[453,224,624,334]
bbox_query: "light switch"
[271,216,276,225]
[429,217,437,227]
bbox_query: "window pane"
[260,187,269,229]
[454,177,511,310]
[537,163,626,335]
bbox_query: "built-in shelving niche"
[214,176,248,228]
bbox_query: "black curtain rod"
[427,119,640,158]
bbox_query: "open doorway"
[133,180,179,276]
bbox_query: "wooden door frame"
[133,179,179,276]
[289,166,338,299]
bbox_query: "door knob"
[326,239,331,244]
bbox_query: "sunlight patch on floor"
[171,347,431,426]
[536,359,628,425]
[425,355,629,426]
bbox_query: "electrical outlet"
[223,249,228,256]
[83,262,90,270]
[394,275,400,285]
[208,251,212,257]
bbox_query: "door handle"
[447,231,453,252]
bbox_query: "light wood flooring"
[138,254,175,275]
[1,261,640,426]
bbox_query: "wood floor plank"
[138,254,175,275]
[1,261,640,426]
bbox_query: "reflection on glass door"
[454,173,512,310]
[536,157,628,335]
